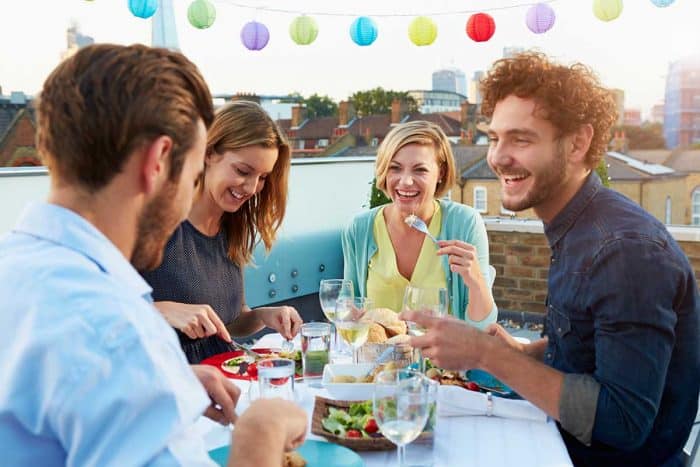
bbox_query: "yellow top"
[366,202,447,313]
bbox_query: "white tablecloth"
[195,333,572,467]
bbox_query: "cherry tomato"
[466,382,480,392]
[364,418,379,434]
[347,429,362,438]
[247,362,258,378]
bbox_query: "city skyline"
[1,0,699,118]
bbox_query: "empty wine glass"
[334,296,373,364]
[403,285,448,371]
[373,369,431,467]
[319,279,354,357]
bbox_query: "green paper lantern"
[188,0,216,29]
[289,15,319,45]
[408,16,437,46]
[593,0,623,22]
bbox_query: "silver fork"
[405,214,439,246]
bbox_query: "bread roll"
[366,322,388,343]
[366,308,407,336]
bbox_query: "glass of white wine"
[402,285,448,371]
[334,296,373,364]
[319,279,354,357]
[373,369,431,467]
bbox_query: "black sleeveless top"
[141,220,244,363]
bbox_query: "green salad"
[321,401,380,439]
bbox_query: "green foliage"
[368,177,391,209]
[616,123,666,150]
[304,93,338,118]
[350,87,418,117]
[596,158,610,187]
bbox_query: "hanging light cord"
[213,0,559,18]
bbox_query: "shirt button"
[546,353,552,359]
[557,327,562,333]
[550,257,556,263]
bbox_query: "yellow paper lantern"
[593,0,623,22]
[408,16,437,46]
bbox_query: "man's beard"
[502,142,568,213]
[131,181,182,271]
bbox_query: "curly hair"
[480,52,617,168]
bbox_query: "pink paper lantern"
[241,21,270,51]
[526,3,556,34]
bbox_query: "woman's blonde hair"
[375,121,456,199]
[202,100,290,265]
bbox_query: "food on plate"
[283,451,306,467]
[404,213,418,226]
[321,400,381,439]
[221,349,303,378]
[329,361,400,384]
[425,362,509,393]
[364,308,408,343]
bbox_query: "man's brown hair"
[480,52,618,168]
[37,43,214,191]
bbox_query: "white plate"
[322,363,376,401]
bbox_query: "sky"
[1,0,699,118]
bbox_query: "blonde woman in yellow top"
[342,121,497,328]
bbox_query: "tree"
[616,123,666,150]
[303,94,338,119]
[350,87,418,116]
[368,177,391,209]
[596,158,610,188]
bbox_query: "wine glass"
[319,279,354,356]
[334,296,373,364]
[402,286,448,371]
[373,369,431,467]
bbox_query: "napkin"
[438,385,547,423]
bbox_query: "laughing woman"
[342,120,496,328]
[141,101,302,363]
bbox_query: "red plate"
[201,348,303,380]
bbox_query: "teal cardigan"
[341,199,497,329]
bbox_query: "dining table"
[194,333,573,467]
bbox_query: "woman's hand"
[154,301,231,342]
[436,240,483,287]
[256,306,303,340]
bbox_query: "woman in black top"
[141,101,302,363]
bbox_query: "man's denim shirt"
[543,172,700,467]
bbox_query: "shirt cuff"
[559,373,600,446]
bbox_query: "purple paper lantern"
[241,21,270,51]
[526,3,556,34]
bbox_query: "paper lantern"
[289,15,319,45]
[526,3,556,34]
[650,0,675,6]
[593,0,623,22]
[350,16,378,46]
[188,0,216,29]
[466,13,495,42]
[240,21,270,51]
[128,0,157,19]
[408,16,437,46]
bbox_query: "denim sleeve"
[584,236,680,451]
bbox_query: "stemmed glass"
[319,279,354,357]
[373,369,431,467]
[402,285,448,371]
[334,296,373,364]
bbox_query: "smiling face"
[386,143,442,219]
[204,145,279,213]
[486,95,572,222]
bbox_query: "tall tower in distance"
[152,0,180,50]
[432,68,467,97]
[664,57,700,148]
[61,22,94,60]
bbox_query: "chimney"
[338,101,355,126]
[391,98,407,124]
[291,105,307,128]
[460,100,472,128]
[231,92,260,104]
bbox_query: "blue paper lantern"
[650,0,675,6]
[128,0,158,19]
[349,16,378,46]
[241,21,270,51]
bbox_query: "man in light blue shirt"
[0,44,307,466]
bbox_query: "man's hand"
[400,310,486,370]
[485,323,525,353]
[230,399,308,466]
[257,306,303,340]
[155,301,231,342]
[191,365,240,425]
